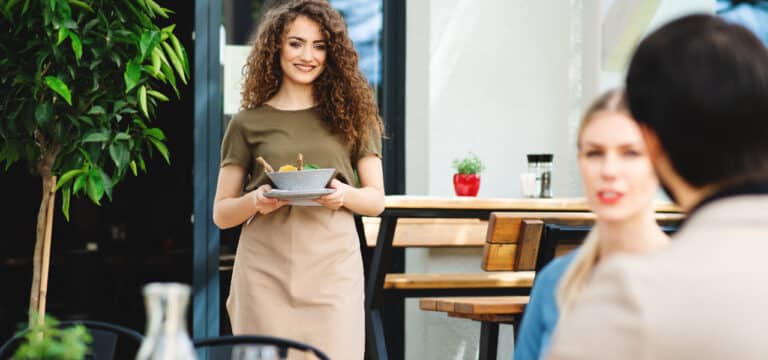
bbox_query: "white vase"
[136,283,197,360]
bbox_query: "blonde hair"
[556,88,626,315]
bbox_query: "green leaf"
[138,154,146,172]
[83,17,99,33]
[114,132,131,141]
[44,76,72,105]
[139,30,160,61]
[132,117,147,129]
[62,186,71,221]
[129,160,138,176]
[110,51,122,68]
[69,32,82,60]
[150,49,162,75]
[87,105,106,115]
[162,41,186,84]
[73,173,86,194]
[109,141,129,170]
[114,100,129,113]
[81,131,109,143]
[147,89,169,102]
[77,115,95,126]
[57,27,69,45]
[138,0,153,17]
[61,19,77,29]
[161,24,176,34]
[169,33,189,77]
[160,59,178,97]
[152,46,169,67]
[121,0,152,27]
[124,60,141,93]
[148,137,170,164]
[0,142,20,171]
[143,127,165,140]
[55,169,85,191]
[68,0,93,12]
[138,85,148,118]
[100,169,113,201]
[86,170,104,205]
[35,103,53,127]
[146,0,168,18]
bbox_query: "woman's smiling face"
[279,15,327,86]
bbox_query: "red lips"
[597,190,624,205]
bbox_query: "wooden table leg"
[479,321,499,360]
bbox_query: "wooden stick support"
[37,175,56,325]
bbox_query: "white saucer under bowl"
[264,188,335,201]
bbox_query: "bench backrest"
[482,212,596,271]
[482,212,684,272]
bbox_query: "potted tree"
[452,153,485,196]
[0,0,189,329]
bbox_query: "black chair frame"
[194,335,331,360]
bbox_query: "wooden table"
[362,195,680,360]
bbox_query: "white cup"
[520,173,538,198]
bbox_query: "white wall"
[407,0,716,199]
[407,0,577,198]
[404,1,714,359]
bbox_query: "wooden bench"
[362,217,487,248]
[420,296,530,360]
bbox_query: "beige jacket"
[546,195,768,360]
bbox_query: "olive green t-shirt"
[220,104,382,192]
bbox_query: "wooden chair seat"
[420,296,529,315]
[384,272,535,290]
[420,296,530,360]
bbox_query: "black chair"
[0,320,143,360]
[535,223,679,272]
[194,335,330,360]
[535,224,592,272]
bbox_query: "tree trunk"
[28,150,57,326]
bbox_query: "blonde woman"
[514,89,669,360]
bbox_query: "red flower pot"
[453,173,481,196]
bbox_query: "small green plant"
[12,314,92,360]
[452,152,485,174]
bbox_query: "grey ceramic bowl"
[266,168,336,190]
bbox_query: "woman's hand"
[251,184,289,215]
[315,179,349,210]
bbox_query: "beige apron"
[226,205,364,360]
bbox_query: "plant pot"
[453,173,480,196]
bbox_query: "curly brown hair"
[241,0,384,152]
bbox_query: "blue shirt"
[514,251,577,360]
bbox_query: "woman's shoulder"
[232,106,272,121]
[536,250,579,286]
[230,105,302,129]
